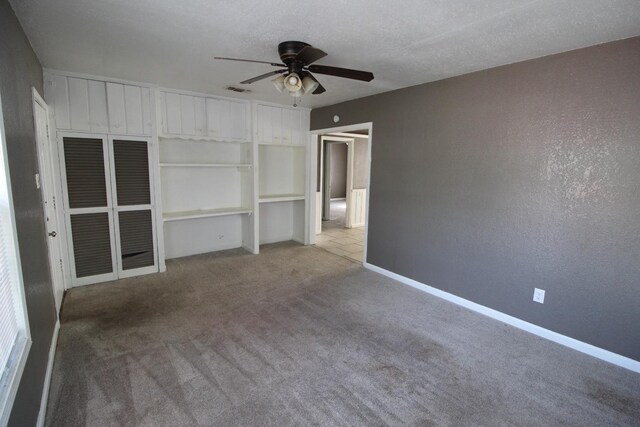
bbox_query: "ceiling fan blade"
[312,82,326,95]
[240,69,286,84]
[307,64,374,82]
[214,57,285,67]
[295,46,327,66]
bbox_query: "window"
[0,92,31,425]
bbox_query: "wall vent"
[226,86,251,93]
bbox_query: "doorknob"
[48,231,57,237]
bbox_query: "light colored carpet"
[46,242,640,426]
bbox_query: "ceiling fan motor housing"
[278,41,309,73]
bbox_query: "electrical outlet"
[533,288,545,304]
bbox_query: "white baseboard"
[363,262,640,374]
[36,319,60,427]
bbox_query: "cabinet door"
[47,75,70,129]
[68,77,90,131]
[194,97,207,136]
[88,80,109,133]
[141,87,153,135]
[206,98,223,138]
[258,105,282,144]
[164,92,182,135]
[123,85,144,135]
[107,83,126,133]
[281,108,297,145]
[180,95,196,135]
[224,100,247,141]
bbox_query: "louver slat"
[63,138,108,208]
[70,213,113,277]
[0,205,20,378]
[113,140,150,205]
[118,210,154,270]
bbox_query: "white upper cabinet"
[160,90,249,141]
[106,82,126,133]
[87,80,109,133]
[256,103,309,145]
[44,74,153,136]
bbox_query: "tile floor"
[315,200,365,263]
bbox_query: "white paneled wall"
[256,103,308,145]
[45,75,153,136]
[254,102,309,246]
[159,91,249,141]
[349,189,367,228]
[44,70,311,271]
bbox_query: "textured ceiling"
[10,0,640,108]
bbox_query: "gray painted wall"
[353,137,369,189]
[330,143,347,198]
[311,37,640,362]
[1,1,57,425]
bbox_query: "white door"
[32,89,65,313]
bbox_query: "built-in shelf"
[163,207,252,222]
[258,142,306,148]
[160,163,251,168]
[159,134,250,144]
[259,194,306,203]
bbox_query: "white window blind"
[0,93,31,426]
[0,202,20,377]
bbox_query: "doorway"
[323,139,349,227]
[309,124,371,264]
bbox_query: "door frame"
[308,123,373,262]
[32,88,66,312]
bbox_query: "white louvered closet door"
[60,133,157,286]
[109,136,157,278]
[60,134,118,286]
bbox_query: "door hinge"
[52,195,57,210]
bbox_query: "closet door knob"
[48,231,57,237]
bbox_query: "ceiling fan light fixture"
[284,72,302,93]
[301,76,319,95]
[272,74,285,92]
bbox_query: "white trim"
[0,89,33,427]
[309,122,373,261]
[32,88,66,313]
[35,320,59,427]
[326,132,370,139]
[0,338,30,427]
[250,99,311,112]
[363,261,640,374]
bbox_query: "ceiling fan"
[215,41,374,101]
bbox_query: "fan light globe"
[301,76,319,94]
[272,75,285,92]
[284,72,302,94]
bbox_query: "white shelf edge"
[160,163,251,168]
[258,142,306,148]
[163,207,253,221]
[259,194,306,203]
[159,134,250,143]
